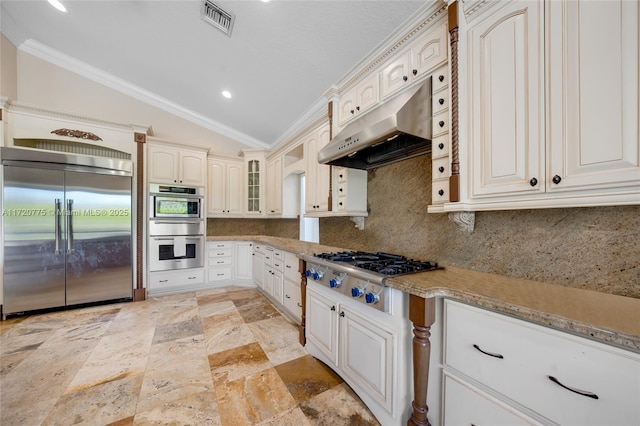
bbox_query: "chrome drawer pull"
[548,375,599,400]
[473,344,504,359]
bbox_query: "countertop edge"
[206,236,640,354]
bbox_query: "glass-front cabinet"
[243,150,267,217]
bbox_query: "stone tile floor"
[0,287,380,425]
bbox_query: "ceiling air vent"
[201,0,235,37]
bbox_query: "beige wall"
[12,50,250,157]
[1,35,18,100]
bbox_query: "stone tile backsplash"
[208,155,640,298]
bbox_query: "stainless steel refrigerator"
[2,148,133,318]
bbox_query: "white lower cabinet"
[252,243,265,289]
[443,373,538,426]
[206,241,253,285]
[147,268,206,296]
[282,251,302,321]
[306,282,412,426]
[442,299,640,426]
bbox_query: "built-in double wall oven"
[148,184,205,272]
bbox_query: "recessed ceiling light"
[261,0,270,3]
[47,0,68,13]
[222,90,232,99]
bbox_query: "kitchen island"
[208,235,640,425]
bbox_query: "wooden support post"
[408,295,436,426]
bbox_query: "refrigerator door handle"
[66,199,74,253]
[54,199,62,254]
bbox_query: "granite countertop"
[207,235,640,354]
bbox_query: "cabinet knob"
[438,189,444,196]
[412,69,418,76]
[530,177,538,187]
[339,188,343,192]
[439,75,445,82]
[552,175,562,184]
[438,143,445,150]
[330,305,336,311]
[356,106,360,111]
[339,174,344,178]
[439,98,445,105]
[403,75,408,82]
[339,202,343,206]
[350,109,355,114]
[339,311,345,317]
[439,121,445,128]
[438,166,445,173]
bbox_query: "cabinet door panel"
[207,161,226,214]
[381,52,411,99]
[148,148,178,184]
[412,21,448,79]
[470,1,544,197]
[306,286,338,364]
[227,162,243,216]
[547,0,640,191]
[339,306,393,412]
[180,153,205,186]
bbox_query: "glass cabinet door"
[247,159,260,213]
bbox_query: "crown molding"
[18,39,269,150]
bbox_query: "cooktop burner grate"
[313,251,440,276]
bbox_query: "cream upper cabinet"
[337,74,379,127]
[305,124,331,214]
[469,0,544,198]
[207,157,243,217]
[266,155,283,216]
[546,0,640,194]
[381,21,448,99]
[461,0,640,210]
[148,143,207,187]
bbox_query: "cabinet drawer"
[432,89,449,114]
[432,157,450,180]
[253,243,264,254]
[208,257,232,267]
[149,269,205,290]
[336,195,347,212]
[273,259,284,272]
[208,267,232,282]
[208,241,233,250]
[283,279,302,321]
[432,134,449,159]
[208,249,232,258]
[336,183,348,198]
[444,300,640,426]
[284,252,299,283]
[432,69,449,93]
[273,249,283,261]
[432,180,449,204]
[443,374,538,426]
[432,110,449,137]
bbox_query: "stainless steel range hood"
[319,78,432,170]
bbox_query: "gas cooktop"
[313,251,441,277]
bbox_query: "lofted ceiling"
[1,0,428,150]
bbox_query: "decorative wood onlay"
[448,211,475,232]
[50,128,103,141]
[134,132,146,301]
[326,2,448,97]
[327,101,334,212]
[448,1,461,203]
[5,100,137,132]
